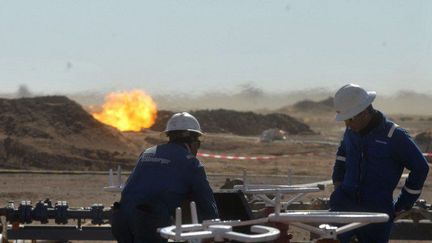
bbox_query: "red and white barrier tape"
[197,152,432,161]
[197,153,276,160]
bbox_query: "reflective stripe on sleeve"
[336,156,346,162]
[404,185,422,195]
[388,123,399,138]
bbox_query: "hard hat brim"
[162,129,204,135]
[335,91,376,121]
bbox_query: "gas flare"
[92,90,157,132]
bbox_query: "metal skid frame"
[0,199,114,241]
[159,202,280,242]
[232,170,325,210]
[103,166,124,192]
[159,191,390,242]
[1,167,431,242]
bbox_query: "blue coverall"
[111,142,219,243]
[330,111,429,243]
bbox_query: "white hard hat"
[334,84,376,121]
[164,112,203,134]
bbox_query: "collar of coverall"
[169,141,190,149]
[168,140,199,154]
[358,109,383,136]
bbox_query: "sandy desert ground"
[0,112,430,242]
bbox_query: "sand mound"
[0,96,139,170]
[278,97,334,114]
[151,109,314,136]
[0,98,315,170]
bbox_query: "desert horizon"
[1,85,432,116]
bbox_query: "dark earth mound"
[278,97,334,114]
[0,96,139,170]
[151,109,314,136]
[0,97,315,170]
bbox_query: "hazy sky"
[1,0,431,96]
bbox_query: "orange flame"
[92,90,157,132]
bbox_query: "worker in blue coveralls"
[330,84,429,243]
[111,112,219,243]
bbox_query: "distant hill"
[2,88,431,115]
[0,96,140,170]
[278,97,334,114]
[374,91,432,115]
[151,109,315,136]
[415,130,432,154]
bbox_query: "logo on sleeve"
[375,139,387,145]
